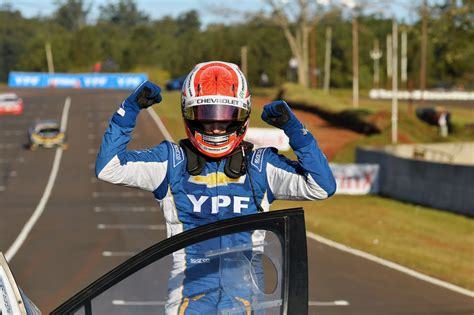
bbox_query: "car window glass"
[37,128,60,137]
[0,95,18,101]
[72,306,85,315]
[89,230,283,314]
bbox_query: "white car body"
[0,93,24,115]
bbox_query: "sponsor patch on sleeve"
[251,148,267,172]
[171,142,184,168]
[117,107,125,117]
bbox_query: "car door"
[51,208,308,315]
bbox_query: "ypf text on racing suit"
[95,81,336,314]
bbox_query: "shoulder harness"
[179,139,254,179]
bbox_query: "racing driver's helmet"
[181,61,251,158]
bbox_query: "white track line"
[97,224,165,230]
[59,97,71,132]
[5,97,71,261]
[3,157,25,164]
[0,143,17,149]
[92,191,147,198]
[309,300,349,306]
[307,232,474,298]
[94,206,159,213]
[0,130,24,136]
[147,107,173,141]
[113,300,166,306]
[102,251,138,257]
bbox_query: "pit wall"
[356,146,474,217]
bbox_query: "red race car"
[0,92,24,115]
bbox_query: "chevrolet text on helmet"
[181,61,251,158]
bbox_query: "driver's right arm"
[95,81,169,192]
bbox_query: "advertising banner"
[369,89,474,101]
[244,127,290,151]
[330,163,380,195]
[8,72,148,89]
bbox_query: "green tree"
[429,0,473,87]
[53,0,90,32]
[99,0,149,28]
[68,26,102,70]
[17,24,71,73]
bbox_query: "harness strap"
[178,139,253,178]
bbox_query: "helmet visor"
[183,104,249,122]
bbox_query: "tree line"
[0,0,472,89]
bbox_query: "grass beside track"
[272,197,474,291]
[154,88,474,291]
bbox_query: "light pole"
[241,46,248,77]
[45,42,55,74]
[386,34,392,82]
[352,14,359,108]
[420,0,428,98]
[370,39,383,89]
[323,27,332,94]
[310,25,318,88]
[391,18,398,144]
[401,29,407,87]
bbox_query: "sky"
[2,0,438,25]
[3,0,268,24]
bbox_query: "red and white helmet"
[181,61,251,158]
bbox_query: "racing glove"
[112,81,162,128]
[261,100,314,149]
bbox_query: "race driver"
[95,61,336,314]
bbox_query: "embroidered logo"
[171,143,184,167]
[251,148,267,172]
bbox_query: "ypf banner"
[8,72,148,89]
[330,164,380,195]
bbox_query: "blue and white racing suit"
[95,102,336,314]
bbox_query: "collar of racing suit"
[179,139,254,178]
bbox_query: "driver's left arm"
[260,101,336,201]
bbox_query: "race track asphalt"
[0,88,472,314]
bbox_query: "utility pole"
[391,19,398,144]
[420,0,428,98]
[310,25,317,89]
[386,34,392,82]
[45,42,55,74]
[323,27,332,94]
[401,29,408,88]
[370,39,383,89]
[240,46,248,77]
[352,15,359,108]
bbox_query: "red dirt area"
[293,109,361,160]
[252,96,361,161]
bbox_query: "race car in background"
[0,92,24,115]
[27,120,67,150]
